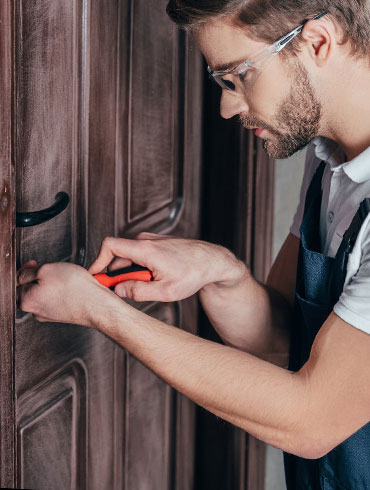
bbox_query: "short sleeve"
[290,143,322,238]
[334,214,370,335]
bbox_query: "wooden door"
[0,0,202,488]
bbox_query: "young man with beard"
[17,1,370,488]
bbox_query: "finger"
[34,315,50,323]
[115,279,173,303]
[16,260,38,286]
[87,237,145,275]
[136,232,175,240]
[107,257,133,272]
[136,232,161,240]
[23,260,38,267]
[17,282,36,312]
[17,266,38,286]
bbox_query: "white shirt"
[290,136,370,334]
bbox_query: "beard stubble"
[240,61,322,160]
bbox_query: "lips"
[244,126,265,136]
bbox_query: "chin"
[262,139,309,160]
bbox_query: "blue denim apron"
[283,161,370,490]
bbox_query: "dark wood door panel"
[128,0,180,223]
[13,2,99,488]
[15,322,121,489]
[86,0,119,261]
[116,0,189,238]
[16,0,88,267]
[17,362,87,490]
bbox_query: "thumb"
[115,280,170,303]
[17,282,38,312]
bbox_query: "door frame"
[0,0,16,487]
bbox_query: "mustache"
[239,114,265,129]
[239,114,280,137]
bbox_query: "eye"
[221,78,236,91]
[239,67,256,84]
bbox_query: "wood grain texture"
[15,0,87,267]
[116,4,202,486]
[0,0,15,486]
[116,0,187,238]
[17,362,87,490]
[14,2,118,490]
[6,0,202,488]
[87,0,119,261]
[128,0,178,221]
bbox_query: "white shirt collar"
[312,136,370,184]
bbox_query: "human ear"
[300,18,335,67]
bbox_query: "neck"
[321,60,370,161]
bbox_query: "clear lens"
[217,76,236,91]
[238,66,259,90]
[211,67,260,93]
[208,73,235,91]
[209,62,262,94]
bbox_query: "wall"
[264,148,307,490]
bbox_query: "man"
[17,1,370,488]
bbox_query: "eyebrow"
[211,56,249,73]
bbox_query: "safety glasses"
[207,12,327,94]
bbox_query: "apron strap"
[333,198,370,300]
[302,160,326,217]
[343,198,370,254]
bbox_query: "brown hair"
[166,0,370,60]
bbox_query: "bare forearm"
[92,293,310,457]
[199,270,292,366]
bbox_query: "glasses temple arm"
[275,12,327,52]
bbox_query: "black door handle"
[16,192,70,227]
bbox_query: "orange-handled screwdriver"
[94,264,153,290]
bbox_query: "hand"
[16,260,114,326]
[87,233,247,302]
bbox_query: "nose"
[220,90,249,119]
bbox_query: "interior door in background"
[0,0,202,488]
[195,68,275,490]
